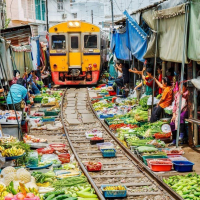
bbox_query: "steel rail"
[60,89,105,200]
[87,90,184,200]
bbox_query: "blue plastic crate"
[101,149,116,158]
[100,114,115,119]
[42,117,55,123]
[172,161,194,172]
[101,185,127,198]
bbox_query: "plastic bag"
[147,96,159,105]
[191,77,200,90]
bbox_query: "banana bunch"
[0,146,4,152]
[17,186,38,195]
[0,184,8,200]
[103,185,126,191]
[1,147,25,157]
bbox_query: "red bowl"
[58,153,70,164]
[37,148,54,155]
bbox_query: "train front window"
[71,36,78,49]
[84,35,97,48]
[52,35,66,49]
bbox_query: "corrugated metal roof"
[0,25,32,46]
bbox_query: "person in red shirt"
[157,66,162,94]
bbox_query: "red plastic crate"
[109,91,116,96]
[86,162,102,172]
[146,158,172,172]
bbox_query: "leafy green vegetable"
[139,96,150,110]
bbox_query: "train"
[49,21,109,85]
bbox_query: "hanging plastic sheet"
[157,0,187,10]
[110,33,116,52]
[142,8,157,59]
[124,10,148,62]
[188,0,200,62]
[114,31,131,61]
[154,4,188,63]
[31,36,40,70]
[0,38,13,81]
[11,45,33,75]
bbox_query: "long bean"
[53,176,88,190]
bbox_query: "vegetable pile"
[164,174,200,199]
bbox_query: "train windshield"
[84,35,97,48]
[52,35,66,49]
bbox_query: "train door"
[68,33,81,68]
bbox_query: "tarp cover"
[124,10,148,62]
[114,31,131,61]
[188,0,200,61]
[155,4,188,63]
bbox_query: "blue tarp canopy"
[110,11,148,62]
[111,31,131,61]
[124,10,148,62]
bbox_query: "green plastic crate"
[34,96,43,103]
[142,155,168,166]
[44,109,60,116]
[103,96,113,100]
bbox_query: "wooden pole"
[162,61,166,77]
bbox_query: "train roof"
[49,21,101,33]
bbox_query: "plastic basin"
[49,144,66,151]
[146,158,172,172]
[37,148,54,155]
[172,161,194,172]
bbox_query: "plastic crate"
[91,97,103,101]
[97,142,114,150]
[142,155,168,166]
[42,117,55,123]
[109,91,116,96]
[44,110,60,116]
[172,161,194,172]
[167,155,188,161]
[103,96,113,100]
[90,139,104,145]
[33,97,43,103]
[101,149,116,158]
[101,185,127,198]
[86,162,102,171]
[37,148,54,155]
[146,158,172,172]
[100,114,114,119]
[85,131,103,139]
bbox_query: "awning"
[188,0,200,62]
[124,10,148,62]
[154,2,188,63]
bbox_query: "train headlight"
[93,63,97,68]
[53,64,57,69]
[75,22,80,27]
[69,22,73,27]
[68,21,80,27]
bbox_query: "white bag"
[147,96,159,105]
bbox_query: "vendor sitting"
[26,71,41,95]
[150,77,173,123]
[169,82,188,146]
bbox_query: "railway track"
[60,88,184,200]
